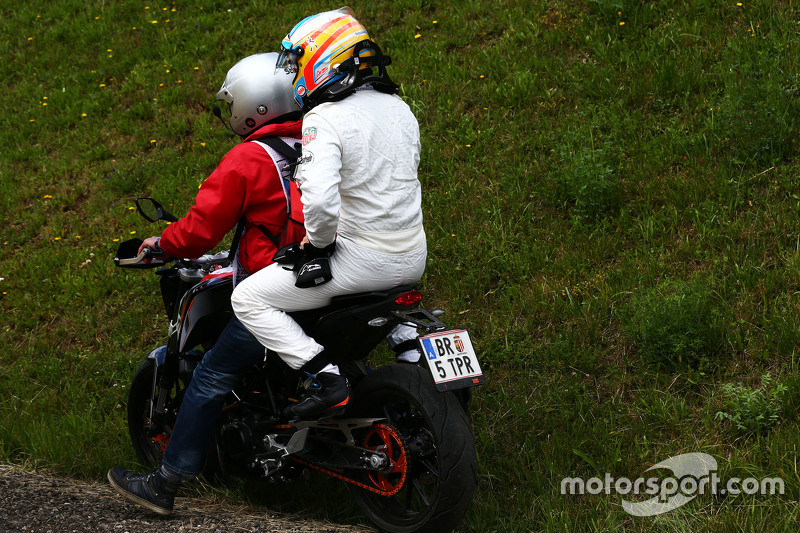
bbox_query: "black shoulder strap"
[238,136,304,252]
[255,136,302,173]
[228,217,246,262]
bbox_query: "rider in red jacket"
[109,53,303,516]
[156,119,301,275]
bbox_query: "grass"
[2,0,800,531]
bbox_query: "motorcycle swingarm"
[294,436,392,472]
[270,417,392,472]
[290,416,386,446]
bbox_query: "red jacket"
[159,120,303,275]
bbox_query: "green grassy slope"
[2,1,800,531]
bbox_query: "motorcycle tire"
[127,358,181,468]
[346,364,477,533]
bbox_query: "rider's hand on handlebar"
[138,236,169,263]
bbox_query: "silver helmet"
[215,53,299,136]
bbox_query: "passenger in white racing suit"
[232,7,426,418]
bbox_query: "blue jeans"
[162,316,266,478]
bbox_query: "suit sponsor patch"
[302,127,317,145]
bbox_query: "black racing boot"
[107,466,181,515]
[283,371,351,419]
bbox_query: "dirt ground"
[0,464,371,533]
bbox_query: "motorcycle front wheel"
[347,364,477,533]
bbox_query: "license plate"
[419,330,485,391]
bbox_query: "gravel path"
[0,464,372,533]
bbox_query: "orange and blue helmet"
[276,7,397,111]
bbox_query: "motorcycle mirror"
[135,197,179,223]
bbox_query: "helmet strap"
[304,40,398,111]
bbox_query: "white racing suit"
[232,88,426,370]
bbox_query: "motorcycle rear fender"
[390,307,447,332]
[292,285,424,363]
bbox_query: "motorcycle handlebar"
[117,198,231,270]
[114,238,230,270]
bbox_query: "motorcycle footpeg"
[264,428,309,457]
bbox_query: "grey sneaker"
[107,467,180,515]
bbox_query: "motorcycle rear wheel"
[127,358,181,468]
[347,364,477,533]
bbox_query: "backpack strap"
[227,217,246,262]
[247,136,305,249]
[256,223,280,248]
[255,136,302,178]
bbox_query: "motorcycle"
[113,198,484,533]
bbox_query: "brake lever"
[116,246,165,267]
[116,247,149,266]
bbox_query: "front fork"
[145,344,196,431]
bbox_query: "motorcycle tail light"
[395,291,423,307]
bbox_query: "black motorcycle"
[114,198,484,533]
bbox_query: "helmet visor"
[215,84,234,105]
[275,44,299,75]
